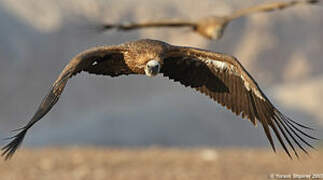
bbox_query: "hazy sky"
[0,0,322,149]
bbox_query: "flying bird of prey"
[2,39,317,160]
[99,0,319,39]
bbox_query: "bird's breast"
[124,58,146,74]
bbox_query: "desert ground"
[0,147,322,180]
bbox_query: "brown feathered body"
[2,39,317,160]
[193,16,229,39]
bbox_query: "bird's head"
[145,59,161,77]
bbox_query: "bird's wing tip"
[1,128,28,160]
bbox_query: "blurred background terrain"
[1,148,323,180]
[0,0,322,151]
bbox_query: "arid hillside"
[1,147,323,180]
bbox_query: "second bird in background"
[98,0,320,40]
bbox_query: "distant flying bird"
[2,39,317,160]
[99,0,319,39]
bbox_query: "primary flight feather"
[99,0,319,39]
[2,39,317,160]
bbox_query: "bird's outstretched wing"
[1,46,134,160]
[228,0,319,20]
[99,20,196,32]
[161,46,318,158]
